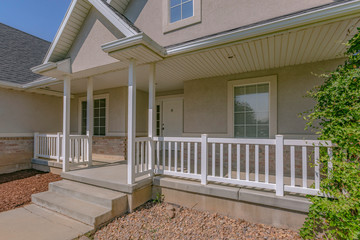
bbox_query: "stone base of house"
[0,137,33,174]
[152,176,309,230]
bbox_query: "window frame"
[78,94,109,136]
[163,0,201,33]
[227,76,277,138]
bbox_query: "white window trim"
[163,0,201,33]
[78,94,110,136]
[227,75,277,138]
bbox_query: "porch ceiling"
[42,16,360,94]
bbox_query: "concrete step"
[32,191,112,227]
[49,180,127,210]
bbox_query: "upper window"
[170,0,194,23]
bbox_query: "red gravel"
[94,202,301,240]
[0,169,62,212]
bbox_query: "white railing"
[134,137,153,178]
[34,133,62,162]
[34,133,90,166]
[152,135,332,196]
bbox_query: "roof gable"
[44,0,138,63]
[68,7,125,73]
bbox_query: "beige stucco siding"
[183,58,342,137]
[68,7,125,73]
[128,0,333,47]
[71,87,148,136]
[0,88,62,134]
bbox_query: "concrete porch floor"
[61,162,152,194]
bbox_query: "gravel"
[94,202,301,240]
[0,169,62,212]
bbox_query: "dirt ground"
[0,169,62,212]
[94,201,301,240]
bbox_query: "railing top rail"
[208,137,276,145]
[69,135,89,140]
[284,139,332,147]
[37,134,59,137]
[153,136,201,143]
[135,137,152,142]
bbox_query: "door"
[161,98,183,137]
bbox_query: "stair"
[32,180,128,227]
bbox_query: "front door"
[161,98,183,137]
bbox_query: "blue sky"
[0,0,72,42]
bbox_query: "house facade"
[1,0,360,229]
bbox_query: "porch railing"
[134,137,153,178]
[34,133,90,165]
[145,135,332,197]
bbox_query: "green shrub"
[300,29,360,239]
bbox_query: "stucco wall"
[127,0,334,47]
[68,7,125,73]
[183,58,343,138]
[0,88,62,134]
[71,86,148,136]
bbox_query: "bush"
[300,29,360,239]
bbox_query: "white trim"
[163,0,202,33]
[166,0,360,56]
[43,0,78,63]
[78,93,110,136]
[227,75,277,138]
[88,0,138,37]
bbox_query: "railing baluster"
[168,142,172,171]
[174,142,178,172]
[194,142,198,174]
[212,143,215,177]
[141,141,145,172]
[156,141,160,172]
[237,144,240,180]
[315,146,320,189]
[302,146,307,188]
[181,142,184,173]
[187,142,191,173]
[291,146,295,187]
[228,144,232,179]
[246,144,249,181]
[145,141,148,171]
[220,143,224,178]
[136,141,140,173]
[265,145,269,184]
[162,141,165,170]
[327,147,333,177]
[255,145,259,182]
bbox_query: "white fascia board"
[102,32,166,57]
[166,0,360,56]
[0,80,22,89]
[31,62,57,74]
[23,77,58,89]
[43,0,78,63]
[88,0,138,37]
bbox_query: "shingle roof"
[0,23,50,85]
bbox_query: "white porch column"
[62,76,71,172]
[148,64,156,175]
[127,59,136,184]
[86,77,93,167]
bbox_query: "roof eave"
[166,0,360,56]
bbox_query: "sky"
[0,0,72,42]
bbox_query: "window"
[163,0,201,33]
[81,98,107,136]
[170,0,194,23]
[156,104,161,136]
[228,76,277,139]
[234,84,269,138]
